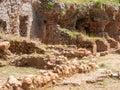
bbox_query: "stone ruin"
[0,1,120,89]
[0,0,120,51]
[0,0,32,37]
[0,0,61,42]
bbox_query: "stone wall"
[0,1,10,33]
[0,1,120,46]
[0,0,32,37]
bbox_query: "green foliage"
[80,33,102,40]
[94,0,102,8]
[60,28,79,38]
[59,27,101,40]
[60,10,66,16]
[44,2,55,11]
[60,0,120,5]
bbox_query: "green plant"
[80,33,102,40]
[60,10,66,16]
[44,2,55,11]
[94,0,102,8]
[59,28,79,39]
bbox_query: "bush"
[94,0,102,8]
[44,2,55,11]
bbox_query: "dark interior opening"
[19,16,28,37]
[43,20,47,24]
[0,19,7,33]
[75,18,90,35]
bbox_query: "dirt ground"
[44,54,120,90]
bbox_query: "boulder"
[100,51,109,56]
[8,76,21,86]
[105,33,119,48]
[22,77,33,90]
[115,48,120,54]
[23,77,33,85]
[95,39,110,52]
[0,41,10,51]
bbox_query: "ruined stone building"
[0,0,60,43]
[0,0,32,37]
[0,0,120,44]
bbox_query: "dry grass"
[59,27,102,40]
[60,0,119,5]
[0,66,40,78]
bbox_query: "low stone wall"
[1,59,97,90]
[9,40,45,54]
[95,39,110,52]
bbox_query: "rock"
[23,77,32,85]
[100,69,112,75]
[9,40,45,54]
[8,76,21,86]
[104,33,119,48]
[100,51,108,56]
[0,61,7,67]
[14,55,50,69]
[52,80,57,84]
[86,79,96,83]
[7,76,22,90]
[78,65,84,73]
[78,48,92,56]
[115,49,120,54]
[88,63,98,70]
[34,75,44,85]
[71,65,77,73]
[110,73,119,78]
[77,39,97,55]
[48,72,58,80]
[106,37,119,48]
[95,39,110,52]
[22,77,34,90]
[42,76,51,84]
[0,41,10,51]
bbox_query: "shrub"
[94,0,102,8]
[44,2,55,11]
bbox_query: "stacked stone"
[53,60,97,77]
[0,1,9,33]
[20,1,32,38]
[0,0,32,37]
[7,0,22,36]
[9,40,45,54]
[61,48,92,58]
[1,59,97,90]
[32,0,62,43]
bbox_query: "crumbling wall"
[32,3,47,41]
[32,0,61,43]
[20,1,33,38]
[0,1,120,46]
[105,5,120,42]
[0,1,10,33]
[0,0,32,37]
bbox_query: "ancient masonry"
[0,0,120,44]
[0,0,59,42]
[0,0,32,37]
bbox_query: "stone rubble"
[1,60,97,90]
[0,0,120,90]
